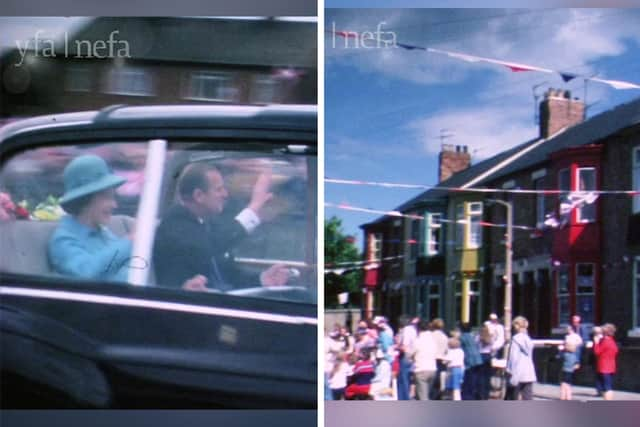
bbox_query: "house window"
[502,180,515,189]
[558,168,571,223]
[428,281,441,320]
[65,66,91,92]
[557,266,570,326]
[455,204,464,248]
[634,257,640,329]
[454,280,462,322]
[558,168,570,199]
[633,147,640,214]
[392,220,402,262]
[370,233,382,261]
[251,75,280,104]
[468,279,481,326]
[576,167,596,223]
[534,177,545,228]
[454,279,481,325]
[409,217,420,261]
[105,67,153,96]
[426,213,442,256]
[576,263,595,325]
[467,202,483,249]
[185,72,235,102]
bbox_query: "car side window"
[0,143,147,281]
[154,145,317,303]
[0,141,317,304]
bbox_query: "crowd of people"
[325,314,507,401]
[325,313,621,401]
[559,316,620,401]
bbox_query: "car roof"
[0,104,317,143]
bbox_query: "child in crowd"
[345,350,375,400]
[445,337,465,401]
[329,352,350,400]
[370,349,394,400]
[560,325,583,400]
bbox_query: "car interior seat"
[0,215,143,281]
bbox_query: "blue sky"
[325,8,640,246]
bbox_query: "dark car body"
[0,105,317,408]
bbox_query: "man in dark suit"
[153,162,289,291]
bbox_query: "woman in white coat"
[505,316,537,400]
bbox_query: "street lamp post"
[488,199,513,344]
[488,198,513,398]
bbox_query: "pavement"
[532,383,640,401]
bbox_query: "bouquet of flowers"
[0,192,65,222]
[0,192,30,221]
[32,195,65,221]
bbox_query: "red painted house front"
[550,144,603,327]
[364,268,379,287]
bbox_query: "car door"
[0,120,317,408]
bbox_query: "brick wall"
[438,145,471,182]
[601,129,640,335]
[539,89,585,138]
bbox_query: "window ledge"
[627,329,640,338]
[104,90,154,97]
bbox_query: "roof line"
[461,126,567,189]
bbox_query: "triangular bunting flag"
[560,72,579,82]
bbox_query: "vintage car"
[0,104,317,408]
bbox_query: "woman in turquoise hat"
[48,154,134,282]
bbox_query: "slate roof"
[361,137,539,227]
[361,96,640,229]
[476,96,640,185]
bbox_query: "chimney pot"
[438,143,472,182]
[539,87,585,138]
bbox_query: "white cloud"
[330,9,639,159]
[408,105,536,160]
[327,9,640,162]
[328,9,640,86]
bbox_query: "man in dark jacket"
[153,162,289,291]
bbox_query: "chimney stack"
[438,144,471,182]
[539,88,585,138]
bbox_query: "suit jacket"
[153,204,255,290]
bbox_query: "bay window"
[425,213,442,255]
[577,167,596,223]
[634,147,640,214]
[467,202,483,249]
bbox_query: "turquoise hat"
[60,155,126,204]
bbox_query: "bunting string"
[327,254,634,275]
[325,202,538,231]
[330,30,640,90]
[326,255,403,267]
[325,202,424,219]
[325,177,640,196]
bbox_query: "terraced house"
[362,90,640,342]
[1,17,317,119]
